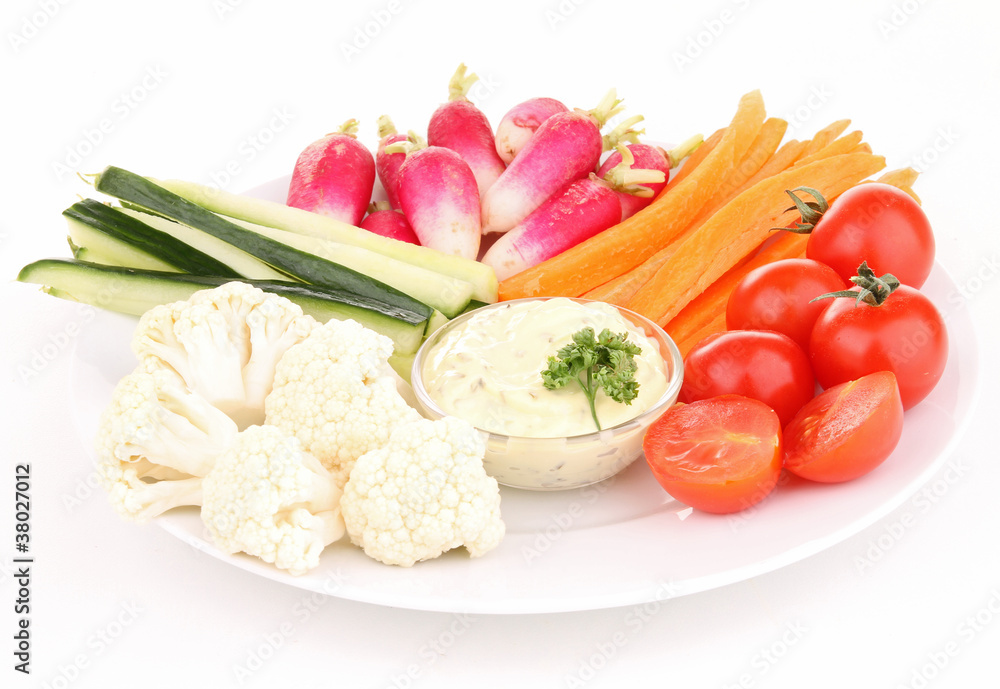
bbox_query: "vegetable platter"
[16,67,981,613]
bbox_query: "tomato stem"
[811,261,901,306]
[771,186,829,234]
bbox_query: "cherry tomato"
[809,283,947,410]
[643,396,782,514]
[679,330,815,427]
[726,258,848,350]
[804,183,935,288]
[784,371,904,483]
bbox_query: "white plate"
[67,177,981,614]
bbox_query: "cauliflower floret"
[95,366,238,523]
[133,282,317,428]
[341,416,505,567]
[265,318,421,488]
[201,425,345,576]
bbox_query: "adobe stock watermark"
[564,579,682,687]
[855,456,970,575]
[907,126,959,174]
[340,0,406,63]
[16,302,97,384]
[723,620,809,689]
[38,601,143,689]
[231,568,349,684]
[51,65,169,182]
[672,0,753,73]
[205,106,295,190]
[521,474,619,565]
[212,0,249,20]
[383,612,478,689]
[544,0,590,30]
[783,85,834,136]
[7,0,72,53]
[876,0,930,39]
[895,587,1000,689]
[945,252,1000,313]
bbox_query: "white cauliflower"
[341,416,505,567]
[201,425,345,576]
[95,366,238,523]
[133,281,317,428]
[265,318,421,488]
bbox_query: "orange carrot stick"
[585,119,789,306]
[792,130,864,168]
[624,152,886,326]
[666,232,809,355]
[498,90,767,301]
[801,119,851,156]
[727,138,808,198]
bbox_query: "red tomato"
[679,330,815,427]
[643,396,782,514]
[726,258,847,350]
[805,183,935,288]
[784,371,904,483]
[809,284,947,409]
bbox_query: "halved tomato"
[783,371,904,483]
[643,396,783,514]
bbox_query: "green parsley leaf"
[540,327,642,431]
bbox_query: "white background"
[2,0,999,687]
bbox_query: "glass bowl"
[410,297,685,491]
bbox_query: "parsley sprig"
[540,327,642,431]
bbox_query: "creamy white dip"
[420,298,670,438]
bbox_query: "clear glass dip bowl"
[410,297,684,491]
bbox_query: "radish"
[597,143,670,220]
[481,174,625,281]
[395,146,481,259]
[597,135,705,219]
[360,201,420,244]
[480,88,643,235]
[286,119,375,226]
[494,97,568,165]
[426,63,506,197]
[375,116,424,211]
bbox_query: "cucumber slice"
[94,167,432,326]
[117,208,288,281]
[17,259,428,355]
[224,216,474,318]
[63,200,238,276]
[153,177,500,303]
[66,217,179,272]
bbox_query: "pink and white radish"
[360,201,420,244]
[596,134,705,220]
[480,88,643,235]
[481,175,623,280]
[287,119,375,226]
[494,96,568,165]
[426,63,506,197]
[597,143,670,220]
[394,146,481,259]
[375,116,423,210]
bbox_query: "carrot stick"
[792,130,864,167]
[666,232,809,355]
[727,138,807,198]
[498,90,767,301]
[665,128,723,190]
[624,152,886,326]
[586,119,789,306]
[801,119,851,156]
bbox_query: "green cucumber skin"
[94,166,431,324]
[17,259,427,355]
[64,199,239,277]
[154,177,500,303]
